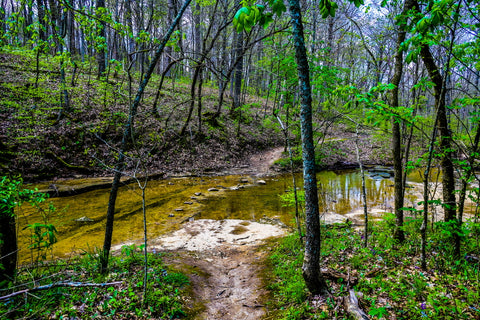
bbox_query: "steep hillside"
[0,49,284,180]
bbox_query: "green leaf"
[271,0,286,16]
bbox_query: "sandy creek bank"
[146,219,288,319]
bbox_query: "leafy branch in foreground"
[0,176,53,288]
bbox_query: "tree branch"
[0,281,123,301]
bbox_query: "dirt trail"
[154,219,286,319]
[187,247,267,319]
[152,148,287,319]
[228,146,284,176]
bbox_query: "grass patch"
[1,246,193,319]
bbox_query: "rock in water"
[257,180,266,185]
[75,216,94,222]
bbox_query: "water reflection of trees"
[317,171,394,214]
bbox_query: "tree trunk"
[47,0,59,49]
[96,0,107,77]
[232,1,244,114]
[100,0,193,273]
[456,120,480,254]
[390,0,414,242]
[125,0,135,69]
[413,0,458,258]
[416,28,456,224]
[0,207,16,288]
[288,0,328,295]
[67,0,76,55]
[0,0,5,37]
[164,0,177,76]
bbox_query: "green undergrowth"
[264,215,480,319]
[0,245,192,319]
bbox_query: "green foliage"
[369,306,388,318]
[233,0,284,33]
[0,176,48,215]
[265,235,308,318]
[25,223,57,253]
[279,189,305,209]
[265,215,480,319]
[319,0,363,18]
[0,176,56,283]
[319,0,339,18]
[274,155,302,169]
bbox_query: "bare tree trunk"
[197,68,204,133]
[413,0,459,259]
[100,0,193,273]
[276,115,303,245]
[164,0,177,76]
[416,15,456,225]
[56,10,70,120]
[456,119,480,255]
[232,0,244,115]
[390,0,414,243]
[421,120,438,269]
[96,0,107,77]
[67,0,76,55]
[46,0,60,52]
[0,0,5,37]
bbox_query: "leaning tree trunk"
[413,0,459,260]
[288,0,328,295]
[414,2,456,224]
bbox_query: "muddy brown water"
[17,168,477,264]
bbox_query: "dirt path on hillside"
[151,148,287,319]
[227,146,285,177]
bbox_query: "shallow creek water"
[17,168,475,263]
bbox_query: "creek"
[17,167,476,264]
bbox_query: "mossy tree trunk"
[287,0,328,295]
